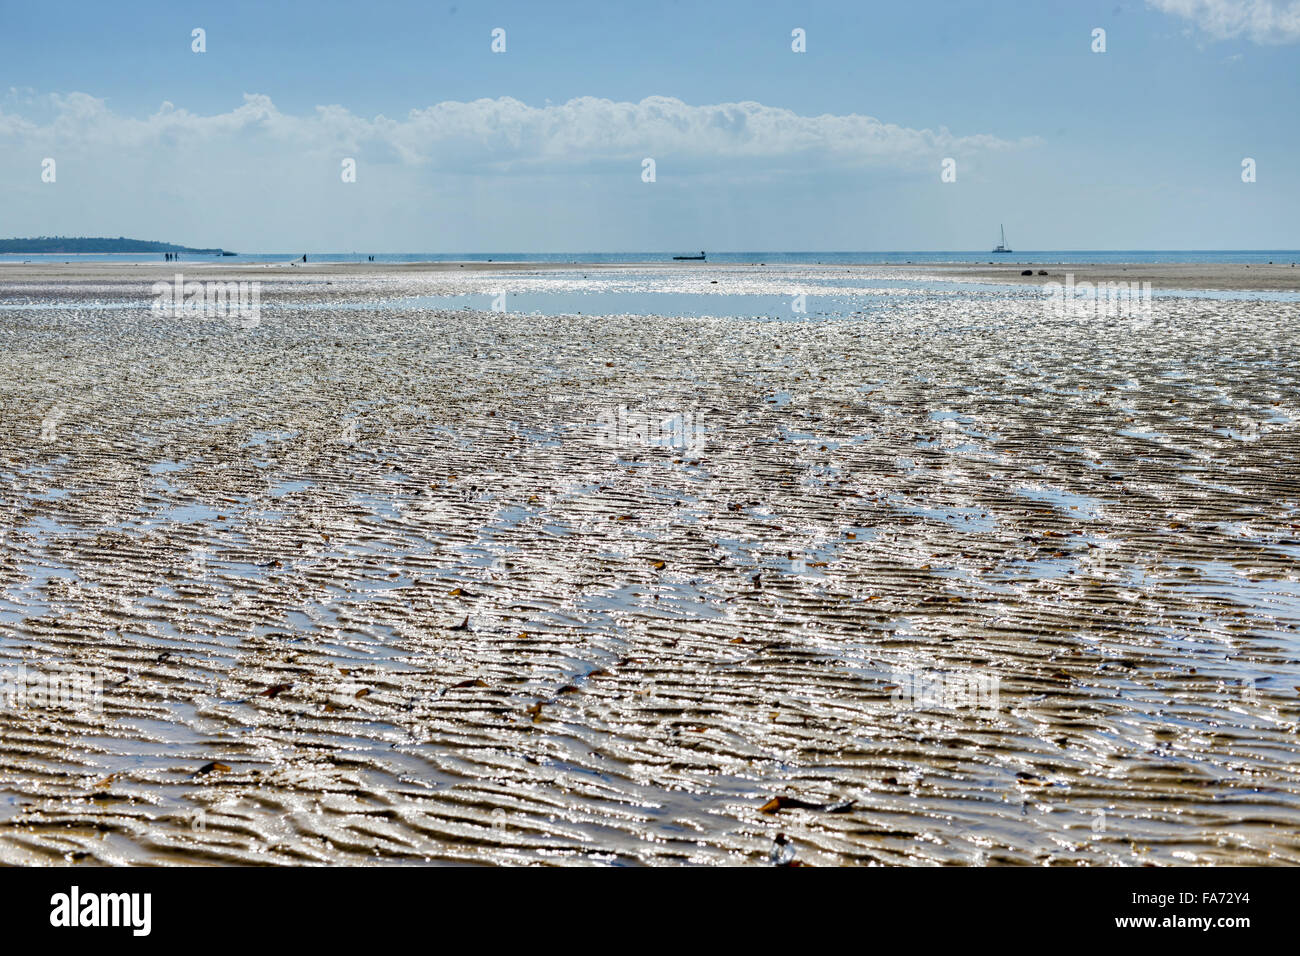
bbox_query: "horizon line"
[6,248,1300,255]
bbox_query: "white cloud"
[0,92,1033,173]
[1148,0,1300,44]
[0,91,1042,252]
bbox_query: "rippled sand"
[1,264,1298,866]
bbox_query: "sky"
[1,0,1297,252]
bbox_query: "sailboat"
[992,225,1012,254]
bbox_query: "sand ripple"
[1,268,1298,865]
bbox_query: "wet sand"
[4,258,1300,291]
[888,261,1300,292]
[1,263,1298,865]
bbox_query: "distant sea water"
[3,251,1299,265]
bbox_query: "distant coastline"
[3,249,1297,266]
[0,236,231,255]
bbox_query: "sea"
[3,250,1299,265]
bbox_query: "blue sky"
[2,0,1297,251]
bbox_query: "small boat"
[992,225,1012,254]
[673,251,706,260]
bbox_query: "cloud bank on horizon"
[1,92,1032,171]
[0,90,1047,251]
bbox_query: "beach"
[889,261,1300,293]
[5,258,1300,291]
[1,261,1298,865]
